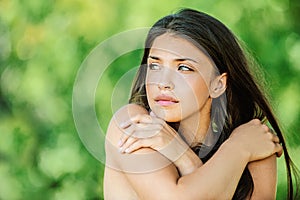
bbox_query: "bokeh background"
[0,0,299,199]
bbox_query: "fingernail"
[120,122,127,128]
[150,111,155,117]
[119,147,124,153]
[118,140,122,147]
[125,148,130,153]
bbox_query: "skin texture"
[146,34,214,122]
[104,34,282,199]
[145,33,227,146]
[104,104,279,199]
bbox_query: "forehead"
[149,33,214,66]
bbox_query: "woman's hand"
[227,119,283,162]
[118,112,187,157]
[118,112,202,175]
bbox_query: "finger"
[120,121,164,146]
[123,114,166,131]
[119,124,136,147]
[262,124,269,132]
[272,135,280,143]
[119,133,130,147]
[135,114,166,126]
[130,114,153,124]
[119,114,150,129]
[119,120,132,129]
[251,118,261,125]
[119,137,138,153]
[132,124,164,138]
[150,111,156,117]
[124,139,151,153]
[275,143,283,157]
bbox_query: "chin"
[150,105,182,122]
[156,113,181,122]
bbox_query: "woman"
[104,9,299,199]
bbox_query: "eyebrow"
[148,55,198,64]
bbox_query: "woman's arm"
[105,104,281,199]
[106,117,248,199]
[248,155,277,199]
[117,104,203,176]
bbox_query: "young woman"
[104,9,299,199]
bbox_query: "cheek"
[181,77,210,107]
[195,79,210,103]
[194,78,210,98]
[145,82,156,105]
[145,71,160,98]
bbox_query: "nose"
[158,81,174,90]
[157,69,175,90]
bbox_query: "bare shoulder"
[248,155,277,199]
[104,104,154,199]
[105,104,182,199]
[106,104,148,145]
[105,103,172,173]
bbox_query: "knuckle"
[137,114,152,123]
[138,114,146,120]
[267,132,273,140]
[252,119,261,125]
[131,114,142,123]
[143,114,151,118]
[261,124,269,132]
[135,114,142,121]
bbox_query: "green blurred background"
[0,0,299,199]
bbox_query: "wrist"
[221,139,251,163]
[174,148,202,176]
[159,137,202,176]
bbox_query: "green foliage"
[0,0,299,199]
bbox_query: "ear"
[210,73,227,98]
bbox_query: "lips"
[154,94,179,106]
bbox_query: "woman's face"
[146,33,220,122]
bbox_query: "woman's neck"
[178,98,212,147]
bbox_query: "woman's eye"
[148,63,160,70]
[178,65,194,72]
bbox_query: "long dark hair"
[129,8,299,199]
